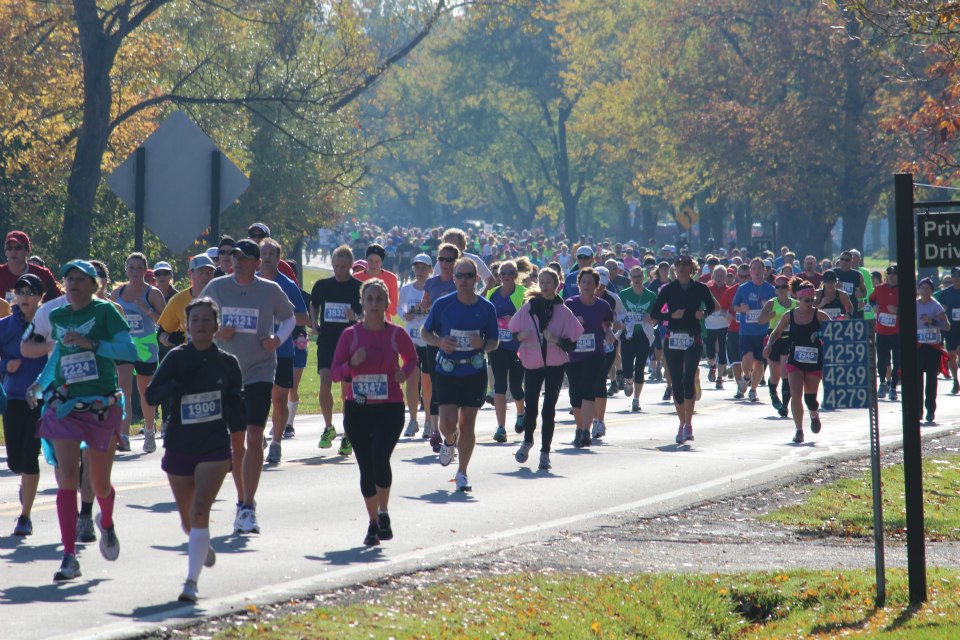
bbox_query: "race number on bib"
[918,328,941,344]
[407,320,425,340]
[793,345,818,364]
[497,317,513,342]
[180,391,223,424]
[450,329,479,351]
[352,374,388,400]
[60,351,98,384]
[323,302,351,323]
[952,308,960,322]
[575,333,596,353]
[840,281,854,295]
[745,309,761,323]
[124,313,144,333]
[822,307,841,320]
[221,306,259,333]
[668,332,695,350]
[624,312,643,333]
[877,313,896,327]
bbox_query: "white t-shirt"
[398,282,427,346]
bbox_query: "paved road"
[2,374,957,640]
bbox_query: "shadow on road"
[305,546,384,566]
[127,500,179,514]
[109,600,206,620]
[0,540,63,563]
[494,468,565,480]
[299,455,355,467]
[400,454,441,466]
[403,489,476,504]
[0,578,109,604]
[655,443,698,453]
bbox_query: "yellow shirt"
[157,288,196,334]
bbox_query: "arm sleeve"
[275,315,296,344]
[702,285,716,315]
[330,329,354,382]
[651,286,670,322]
[34,343,59,390]
[97,330,138,362]
[145,351,181,406]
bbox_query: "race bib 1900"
[221,306,259,333]
[60,351,98,384]
[352,374,388,400]
[181,391,223,424]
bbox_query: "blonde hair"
[332,245,354,262]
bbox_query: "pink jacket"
[508,299,584,369]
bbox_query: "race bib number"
[823,307,841,320]
[668,332,695,351]
[4,290,14,304]
[180,391,222,425]
[323,302,351,323]
[793,345,818,363]
[918,328,941,344]
[624,312,643,332]
[745,309,761,324]
[952,308,960,322]
[407,320,424,340]
[862,303,872,314]
[575,333,596,353]
[877,313,896,328]
[60,351,98,384]
[840,281,854,295]
[352,374,388,400]
[124,313,144,333]
[221,306,259,334]
[497,317,513,342]
[450,329,479,351]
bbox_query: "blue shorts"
[739,333,767,362]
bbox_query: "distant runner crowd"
[3,220,957,603]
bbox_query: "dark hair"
[577,266,600,286]
[185,297,220,325]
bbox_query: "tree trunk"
[734,199,752,249]
[838,10,868,253]
[641,196,657,247]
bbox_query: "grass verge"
[763,454,960,541]
[214,569,960,639]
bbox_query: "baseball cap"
[14,273,44,295]
[576,245,594,258]
[248,222,270,237]
[595,266,610,286]
[231,239,261,260]
[412,253,432,266]
[189,254,215,271]
[762,259,773,268]
[60,259,98,279]
[822,269,838,282]
[887,264,899,275]
[206,247,219,260]
[152,261,173,274]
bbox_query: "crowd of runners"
[3,221,958,602]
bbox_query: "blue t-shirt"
[0,306,47,400]
[487,286,522,351]
[423,293,498,376]
[424,275,456,306]
[260,271,308,357]
[732,280,777,337]
[562,270,581,299]
[936,287,960,334]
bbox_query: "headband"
[797,288,815,299]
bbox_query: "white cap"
[596,266,610,286]
[412,253,432,266]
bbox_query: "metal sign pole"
[894,172,926,604]
[867,323,886,606]
[134,147,145,253]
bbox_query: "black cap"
[231,239,261,260]
[822,269,838,282]
[886,264,898,275]
[218,235,236,252]
[14,273,44,295]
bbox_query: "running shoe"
[616,370,625,391]
[631,398,640,412]
[283,424,295,439]
[493,426,507,443]
[237,507,260,534]
[624,380,634,397]
[607,380,617,396]
[926,411,935,423]
[438,439,457,466]
[54,554,81,582]
[363,521,380,546]
[877,381,888,398]
[515,441,533,464]
[404,419,419,437]
[953,381,960,395]
[581,431,592,447]
[337,436,353,456]
[422,422,434,440]
[205,545,216,568]
[233,504,244,534]
[889,387,898,402]
[178,579,199,603]
[455,470,472,492]
[810,413,822,434]
[266,441,282,464]
[538,452,552,470]
[318,425,337,449]
[573,430,585,448]
[485,394,495,406]
[430,429,443,453]
[683,423,694,442]
[715,379,724,390]
[708,366,716,382]
[13,515,32,536]
[117,434,131,452]
[591,419,606,440]
[662,387,672,402]
[95,513,120,561]
[778,404,789,419]
[377,512,393,541]
[675,425,685,445]
[769,387,782,411]
[77,514,96,543]
[748,389,759,403]
[792,429,804,444]
[514,414,525,433]
[143,429,157,454]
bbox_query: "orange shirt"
[354,269,399,319]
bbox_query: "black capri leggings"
[3,399,41,475]
[876,333,901,387]
[566,354,607,408]
[522,365,565,452]
[343,401,404,498]
[918,344,942,418]
[621,332,652,381]
[664,339,703,403]
[488,348,525,400]
[705,328,728,366]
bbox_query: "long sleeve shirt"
[331,323,418,403]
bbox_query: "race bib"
[575,333,596,353]
[124,313,144,333]
[4,290,14,304]
[952,308,960,322]
[840,281,854,295]
[862,303,872,314]
[668,332,695,351]
[497,317,513,342]
[450,329,479,351]
[352,374,388,400]
[624,312,643,332]
[745,309,761,324]
[60,351,98,384]
[323,302,351,324]
[407,320,425,340]
[221,306,259,334]
[822,307,841,320]
[180,391,222,425]
[918,328,941,344]
[877,313,896,327]
[793,345,818,363]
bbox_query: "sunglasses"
[840,257,851,262]
[5,244,23,251]
[14,289,38,297]
[437,256,456,263]
[577,255,592,260]
[499,270,517,276]
[775,284,789,289]
[800,298,814,304]
[738,273,749,278]
[454,272,477,280]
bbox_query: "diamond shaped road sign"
[106,111,249,253]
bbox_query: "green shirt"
[619,286,658,337]
[49,299,129,397]
[858,266,875,320]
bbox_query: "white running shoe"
[421,422,434,440]
[438,439,457,467]
[455,471,472,492]
[142,429,157,454]
[515,442,533,464]
[404,419,419,437]
[538,452,552,470]
[204,545,216,568]
[178,579,199,603]
[748,389,759,402]
[233,506,244,534]
[95,513,120,561]
[266,441,281,464]
[591,419,606,439]
[237,508,260,534]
